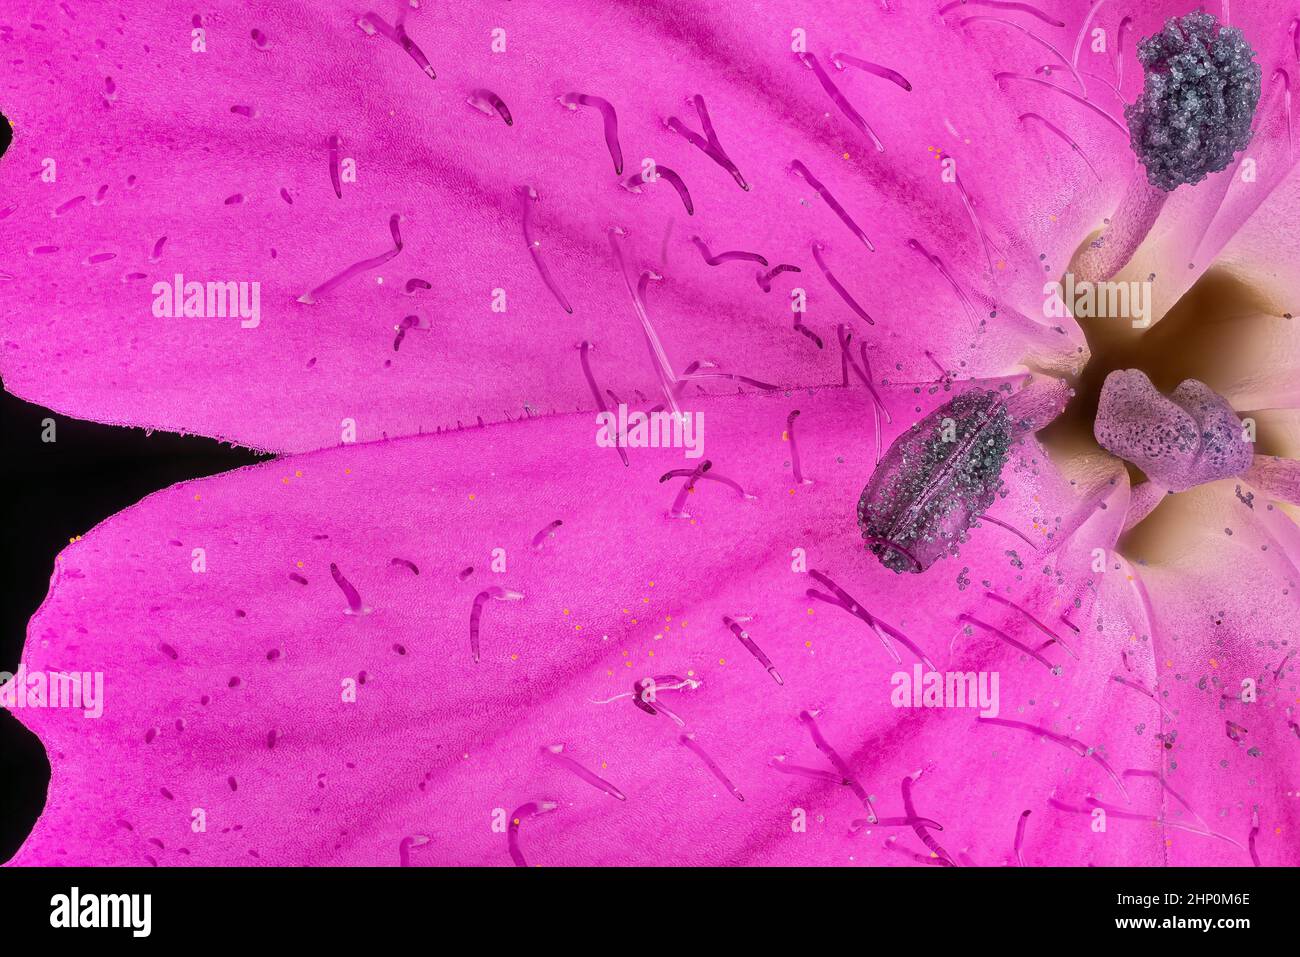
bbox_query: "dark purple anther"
[857,390,1012,574]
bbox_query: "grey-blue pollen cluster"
[1126,12,1261,191]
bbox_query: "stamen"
[405,278,431,293]
[937,0,1064,28]
[458,566,474,581]
[389,557,419,574]
[559,93,623,174]
[679,733,745,801]
[467,88,512,125]
[329,562,368,615]
[622,166,694,215]
[722,615,783,684]
[507,801,558,867]
[798,52,884,152]
[542,743,626,800]
[1019,112,1101,181]
[799,709,877,822]
[691,235,768,267]
[959,612,1057,672]
[789,160,875,250]
[984,590,1076,659]
[665,94,748,190]
[786,410,811,486]
[579,341,629,467]
[298,214,403,304]
[328,134,342,198]
[830,53,912,90]
[531,519,563,550]
[812,242,874,325]
[469,586,524,662]
[1013,809,1031,866]
[358,12,436,79]
[519,186,573,315]
[756,263,801,292]
[901,773,954,865]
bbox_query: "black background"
[0,388,269,861]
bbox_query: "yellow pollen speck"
[807,608,814,615]
[574,625,582,631]
[344,468,351,475]
[1210,659,1219,668]
[281,477,289,484]
[665,616,672,622]
[601,762,607,769]
[562,608,570,616]
[719,658,726,665]
[468,493,476,501]
[294,470,303,478]
[1165,659,1174,668]
[687,670,695,677]
[194,494,201,501]
[805,641,812,648]
[782,431,789,441]
[296,561,304,568]
[642,597,649,604]
[631,618,638,625]
[511,654,518,661]
[648,581,655,587]
[842,152,850,159]
[648,650,655,657]
[624,661,633,668]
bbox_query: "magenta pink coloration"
[1,0,1299,870]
